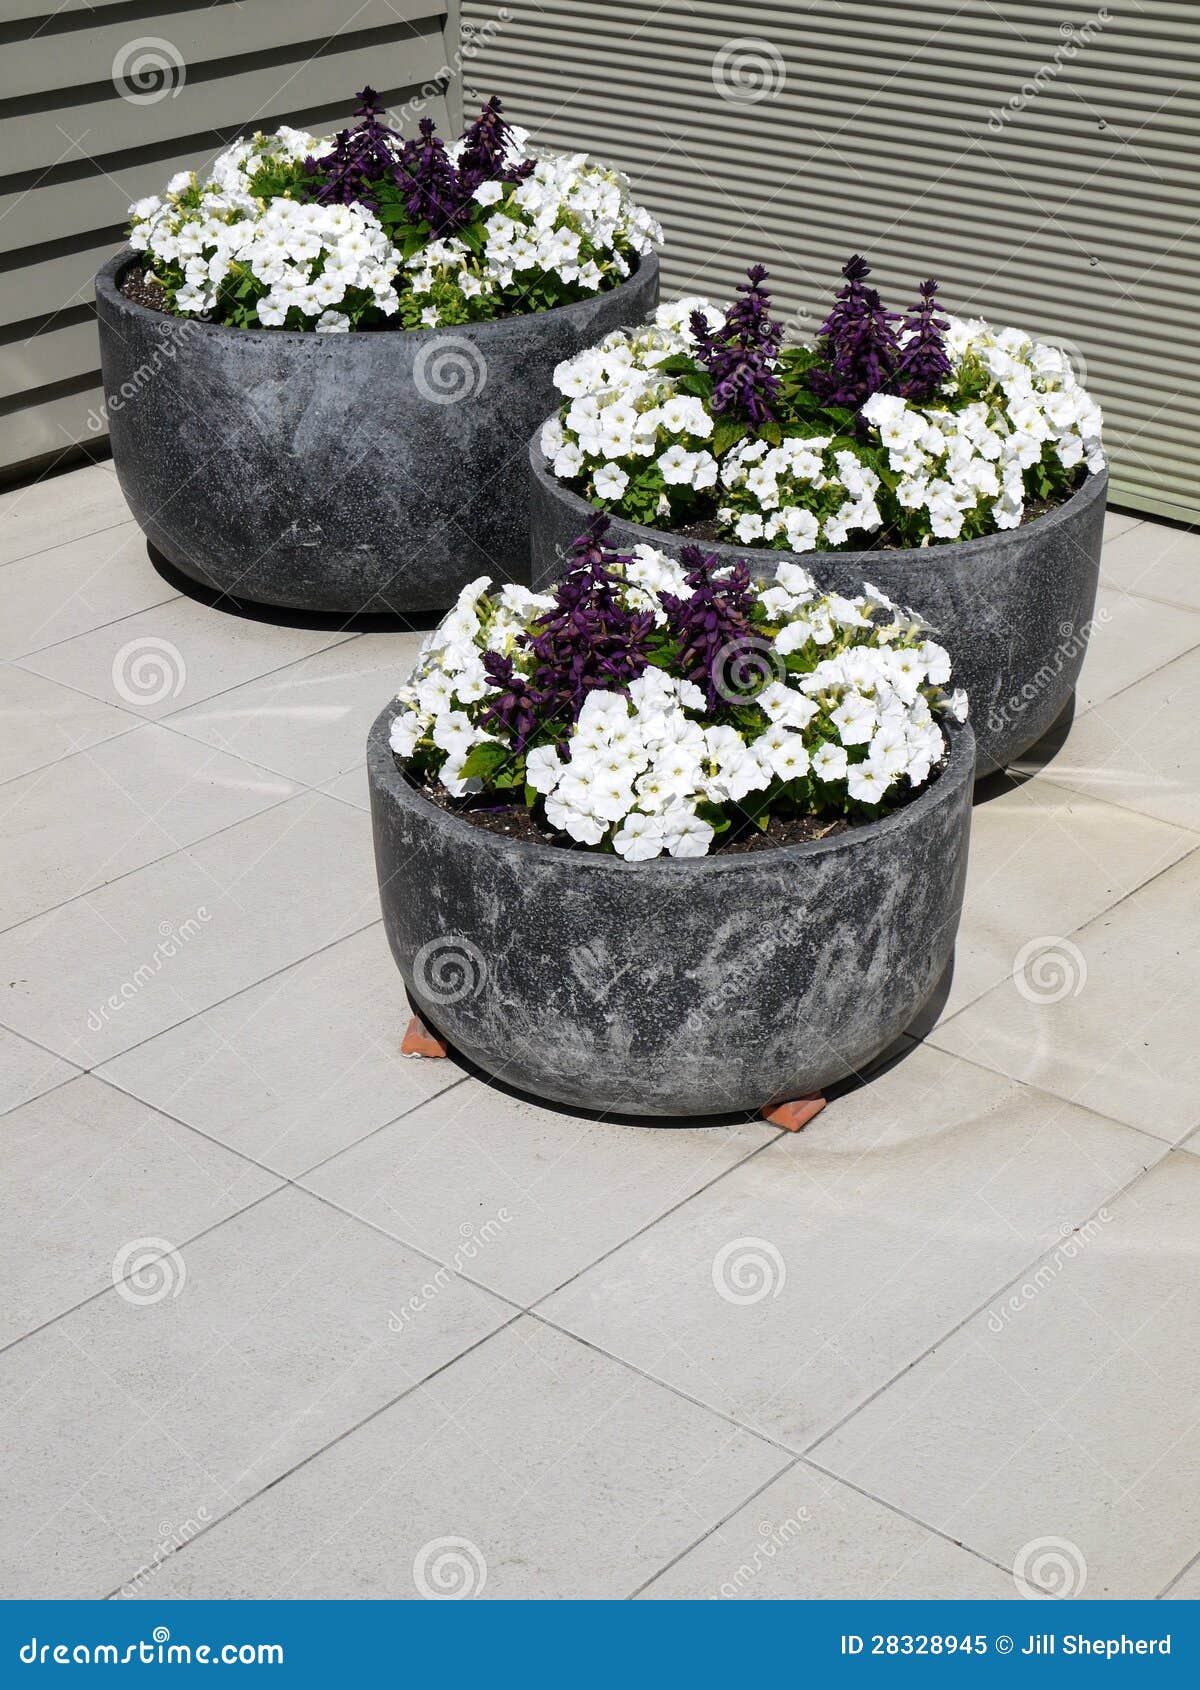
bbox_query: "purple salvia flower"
[455,95,534,197]
[479,651,540,751]
[521,520,655,720]
[299,86,402,209]
[661,545,757,711]
[890,279,952,402]
[809,253,901,409]
[396,117,467,237]
[690,264,783,426]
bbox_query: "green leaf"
[712,416,748,458]
[459,741,509,782]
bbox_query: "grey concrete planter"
[93,250,659,614]
[528,438,1106,777]
[367,705,974,1117]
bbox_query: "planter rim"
[95,247,658,348]
[527,429,1108,570]
[367,705,975,879]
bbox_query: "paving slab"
[540,1044,1163,1450]
[812,1154,1200,1600]
[123,1316,789,1600]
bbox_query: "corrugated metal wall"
[0,0,462,478]
[462,0,1198,522]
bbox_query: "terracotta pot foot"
[761,1094,826,1131]
[401,1014,449,1059]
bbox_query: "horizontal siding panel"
[0,318,98,401]
[0,383,105,470]
[464,0,1199,520]
[5,0,444,98]
[1,0,460,472]
[0,24,448,174]
[0,87,452,255]
[0,239,122,329]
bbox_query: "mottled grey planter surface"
[528,437,1106,777]
[94,251,658,614]
[368,707,975,1117]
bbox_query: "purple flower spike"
[691,264,783,426]
[890,278,952,401]
[456,95,534,197]
[396,118,466,236]
[299,86,402,209]
[661,545,757,710]
[522,522,654,721]
[809,253,901,409]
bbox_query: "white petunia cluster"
[718,436,883,551]
[545,296,1105,548]
[390,556,965,860]
[541,299,725,515]
[128,130,399,330]
[861,318,1104,538]
[128,123,661,333]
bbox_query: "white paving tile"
[127,1317,789,1600]
[639,1462,1013,1599]
[1100,520,1200,611]
[100,926,465,1177]
[940,777,1194,1022]
[0,663,136,785]
[932,846,1200,1143]
[320,763,368,810]
[1038,646,1200,831]
[0,1025,78,1116]
[165,631,421,786]
[0,791,379,1066]
[1075,586,1200,715]
[540,1044,1163,1450]
[0,1073,278,1346]
[0,523,178,661]
[0,725,296,931]
[812,1155,1200,1600]
[0,462,131,568]
[302,1078,777,1305]
[0,1185,510,1598]
[16,596,356,720]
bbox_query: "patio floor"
[2,459,1198,1602]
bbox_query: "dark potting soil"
[403,760,956,856]
[647,492,1071,555]
[120,267,173,314]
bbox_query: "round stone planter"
[367,706,975,1117]
[93,251,659,614]
[528,438,1106,777]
